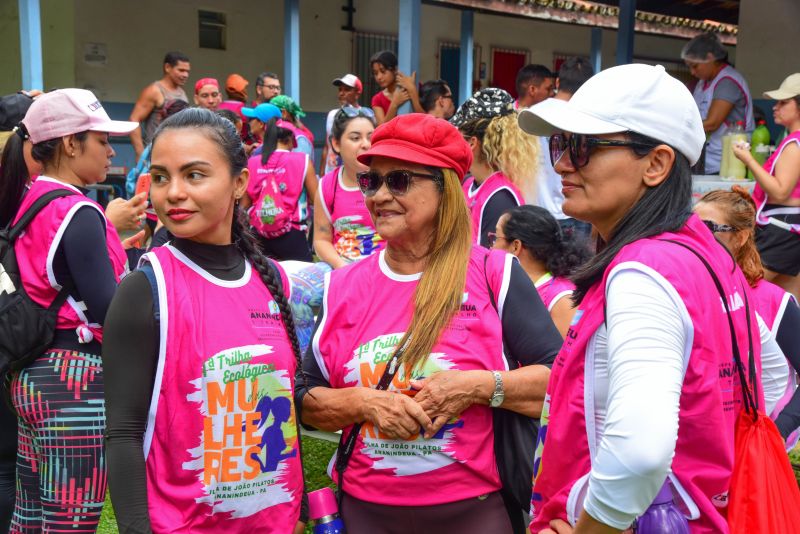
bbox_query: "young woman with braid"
[103,108,305,533]
[452,88,539,247]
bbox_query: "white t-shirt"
[532,136,566,220]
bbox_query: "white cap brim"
[91,119,139,136]
[518,98,626,137]
[764,89,799,100]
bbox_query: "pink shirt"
[534,273,575,312]
[312,246,514,505]
[141,245,302,533]
[13,176,127,344]
[246,150,309,236]
[318,167,384,261]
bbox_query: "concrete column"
[18,0,43,90]
[615,0,636,65]
[397,0,421,114]
[283,0,300,101]
[459,10,474,105]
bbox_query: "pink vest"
[247,150,309,234]
[534,273,575,312]
[312,246,512,506]
[141,245,302,533]
[751,280,799,439]
[13,176,127,344]
[531,215,761,533]
[692,65,754,173]
[752,131,800,233]
[462,172,524,245]
[318,167,384,261]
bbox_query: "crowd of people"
[2,30,800,534]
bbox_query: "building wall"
[737,0,800,96]
[1,0,736,113]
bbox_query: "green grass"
[98,435,338,533]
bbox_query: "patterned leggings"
[9,349,106,533]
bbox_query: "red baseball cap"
[357,114,472,179]
[332,74,363,93]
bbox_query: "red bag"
[727,410,800,533]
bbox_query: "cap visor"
[763,89,797,100]
[91,119,139,136]
[357,141,452,170]
[518,98,626,137]
[241,107,256,118]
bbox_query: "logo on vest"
[344,333,463,476]
[0,265,16,295]
[184,344,298,516]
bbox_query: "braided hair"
[152,107,302,371]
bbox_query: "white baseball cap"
[22,88,138,144]
[763,73,800,100]
[332,74,363,92]
[518,64,705,165]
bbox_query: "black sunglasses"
[702,220,737,233]
[357,170,441,197]
[549,133,656,169]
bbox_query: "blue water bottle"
[634,481,690,533]
[308,488,346,534]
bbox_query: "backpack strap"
[8,189,76,240]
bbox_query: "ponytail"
[260,118,279,166]
[0,131,30,227]
[231,205,303,371]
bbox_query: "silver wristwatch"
[489,370,505,407]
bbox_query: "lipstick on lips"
[167,208,194,221]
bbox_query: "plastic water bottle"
[728,121,748,180]
[747,120,770,179]
[720,129,732,178]
[308,488,346,534]
[634,481,690,533]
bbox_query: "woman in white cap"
[681,32,754,174]
[0,88,137,532]
[732,73,800,299]
[518,64,760,534]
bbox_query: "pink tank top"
[141,245,302,533]
[752,131,800,233]
[13,176,127,344]
[462,171,524,245]
[531,215,761,534]
[247,150,309,234]
[534,273,575,312]
[318,167,384,261]
[312,246,513,506]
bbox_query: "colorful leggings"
[9,349,106,533]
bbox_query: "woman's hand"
[732,140,753,164]
[411,370,489,438]
[121,229,146,250]
[106,192,148,232]
[362,389,433,440]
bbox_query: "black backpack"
[0,189,75,376]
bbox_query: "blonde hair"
[398,168,472,370]
[461,113,540,200]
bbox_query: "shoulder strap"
[659,239,758,417]
[484,253,498,312]
[8,189,75,240]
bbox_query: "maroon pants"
[341,491,512,534]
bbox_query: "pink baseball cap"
[22,88,138,144]
[194,77,219,94]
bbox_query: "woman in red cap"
[297,113,561,533]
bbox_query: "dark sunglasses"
[356,170,441,197]
[549,133,656,169]
[702,220,737,233]
[340,105,375,119]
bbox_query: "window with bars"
[354,32,398,107]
